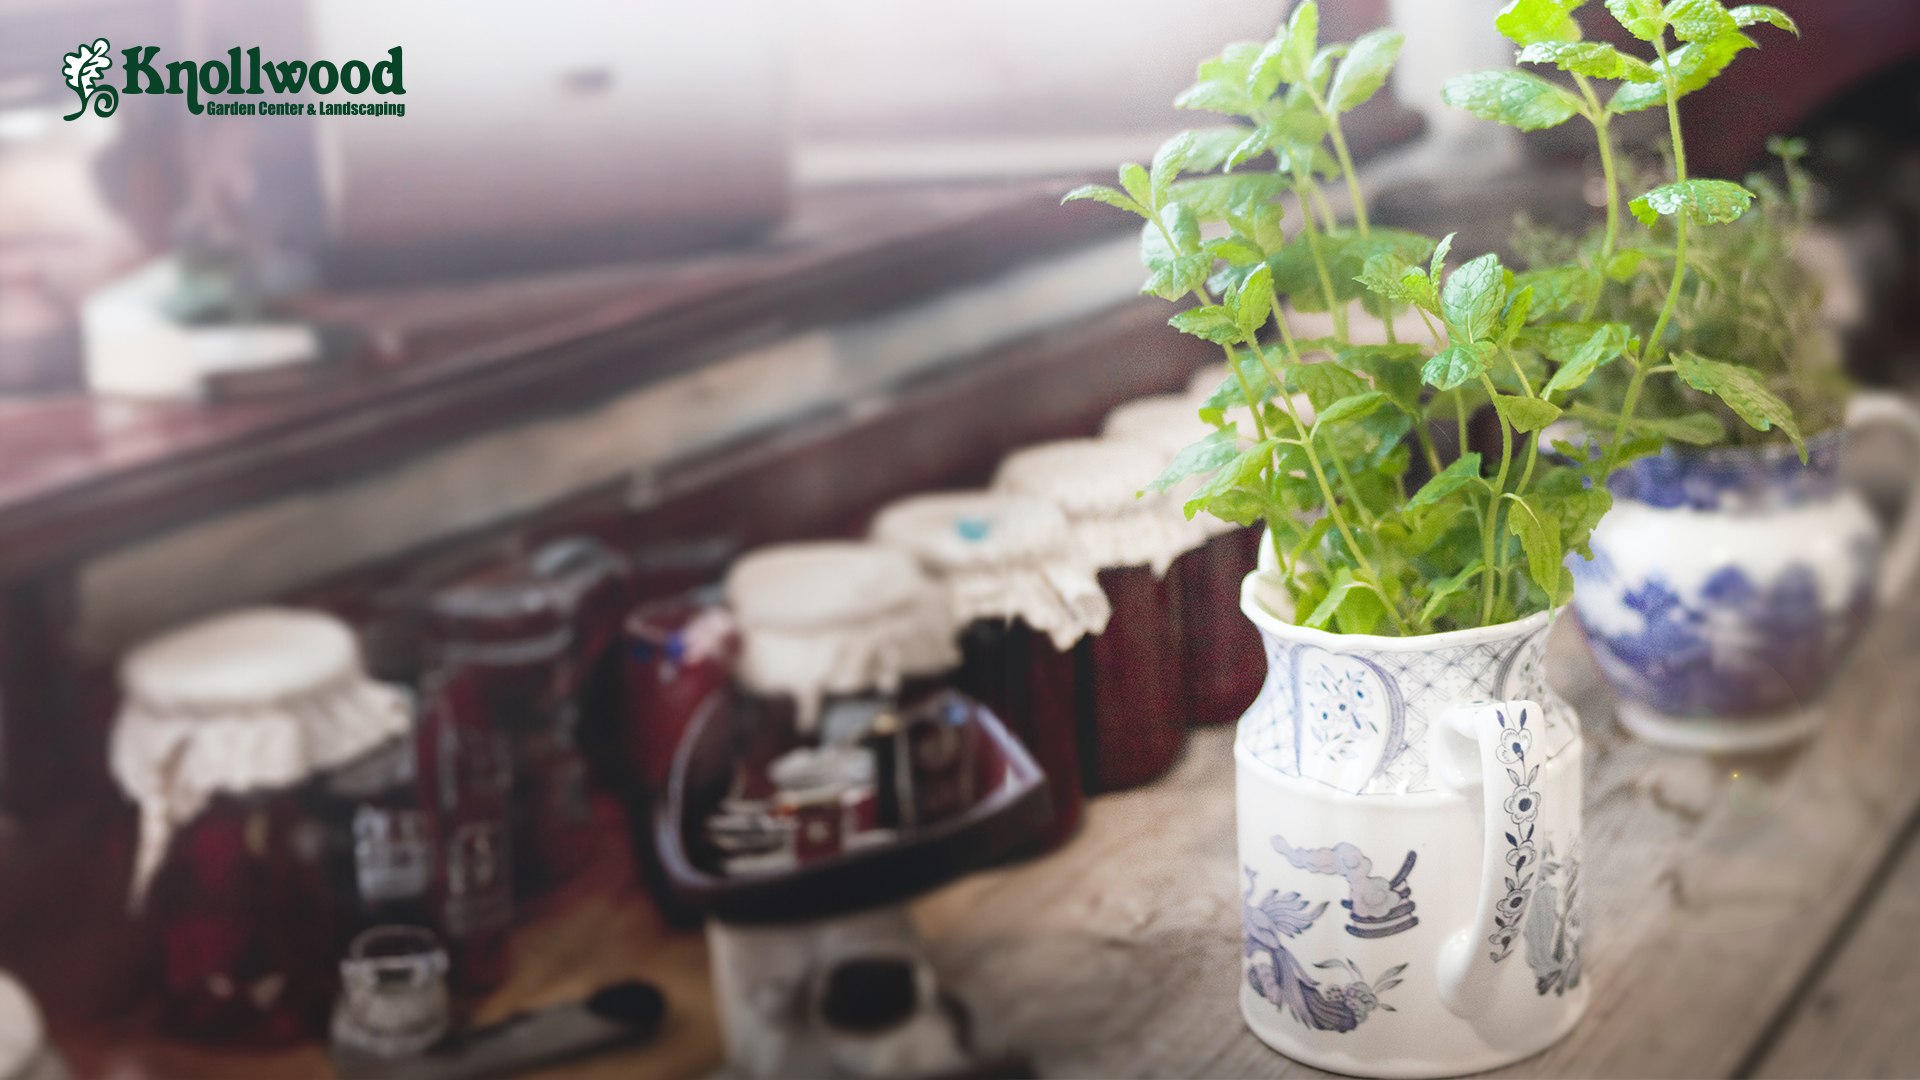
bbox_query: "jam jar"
[713,542,960,873]
[415,667,515,994]
[428,569,595,895]
[869,490,1106,849]
[108,607,412,1045]
[1103,393,1267,727]
[994,439,1213,791]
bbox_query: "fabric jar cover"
[870,491,1110,651]
[992,438,1212,576]
[109,607,412,908]
[724,542,958,731]
[0,970,45,1080]
[1100,395,1249,541]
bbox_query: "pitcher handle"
[1847,392,1920,606]
[1427,699,1555,1020]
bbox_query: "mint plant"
[1442,0,1818,463]
[1066,2,1621,635]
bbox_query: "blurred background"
[0,0,1915,1076]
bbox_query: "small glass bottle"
[429,571,596,895]
[307,733,434,940]
[415,669,515,993]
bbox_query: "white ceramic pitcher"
[1236,569,1587,1078]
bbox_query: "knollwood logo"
[62,39,119,120]
[62,39,406,120]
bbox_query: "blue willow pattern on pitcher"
[1242,848,1411,1034]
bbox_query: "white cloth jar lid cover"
[725,541,957,730]
[0,971,42,1080]
[993,438,1212,575]
[870,491,1110,650]
[110,606,411,907]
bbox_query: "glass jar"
[994,440,1211,792]
[1104,394,1267,728]
[305,734,434,941]
[415,669,515,993]
[429,571,595,895]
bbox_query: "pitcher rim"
[1238,567,1560,653]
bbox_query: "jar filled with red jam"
[109,608,412,1045]
[869,490,1106,850]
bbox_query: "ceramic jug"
[1572,392,1920,751]
[1236,569,1587,1078]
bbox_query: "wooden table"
[912,606,1920,1079]
[58,594,1920,1079]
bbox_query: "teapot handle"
[1427,698,1560,1020]
[1847,392,1920,606]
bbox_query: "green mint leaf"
[1603,248,1649,280]
[1333,578,1388,635]
[1493,394,1563,433]
[1544,323,1632,396]
[1640,411,1726,444]
[1501,284,1536,345]
[1168,304,1243,344]
[1728,4,1797,33]
[1423,341,1500,391]
[1280,1,1320,85]
[1312,390,1389,432]
[1420,561,1487,622]
[1503,493,1568,604]
[1205,235,1268,265]
[1151,131,1199,211]
[1336,343,1427,414]
[1147,428,1242,493]
[1185,488,1270,526]
[1664,0,1737,42]
[1628,178,1754,226]
[1517,40,1658,81]
[1671,350,1804,457]
[1293,360,1370,414]
[1443,69,1583,130]
[1441,253,1509,343]
[1184,127,1257,172]
[1407,452,1486,509]
[1495,0,1584,45]
[1177,42,1262,116]
[1766,133,1808,161]
[1608,30,1756,111]
[1605,0,1666,40]
[1429,232,1455,283]
[1119,164,1153,209]
[1141,217,1212,299]
[1061,184,1150,218]
[1514,265,1595,317]
[1169,173,1288,222]
[1233,263,1275,339]
[1305,567,1364,630]
[1249,203,1288,252]
[1328,28,1404,112]
[1197,349,1281,421]
[1306,43,1349,98]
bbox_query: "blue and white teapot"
[1572,392,1920,751]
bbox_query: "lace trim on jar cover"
[871,491,1111,650]
[725,542,958,732]
[109,608,412,908]
[994,439,1215,576]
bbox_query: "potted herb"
[1063,5,1629,1072]
[1443,0,1920,751]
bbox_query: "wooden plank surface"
[1750,810,1920,1079]
[912,597,1920,1078]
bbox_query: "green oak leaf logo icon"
[61,38,119,120]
